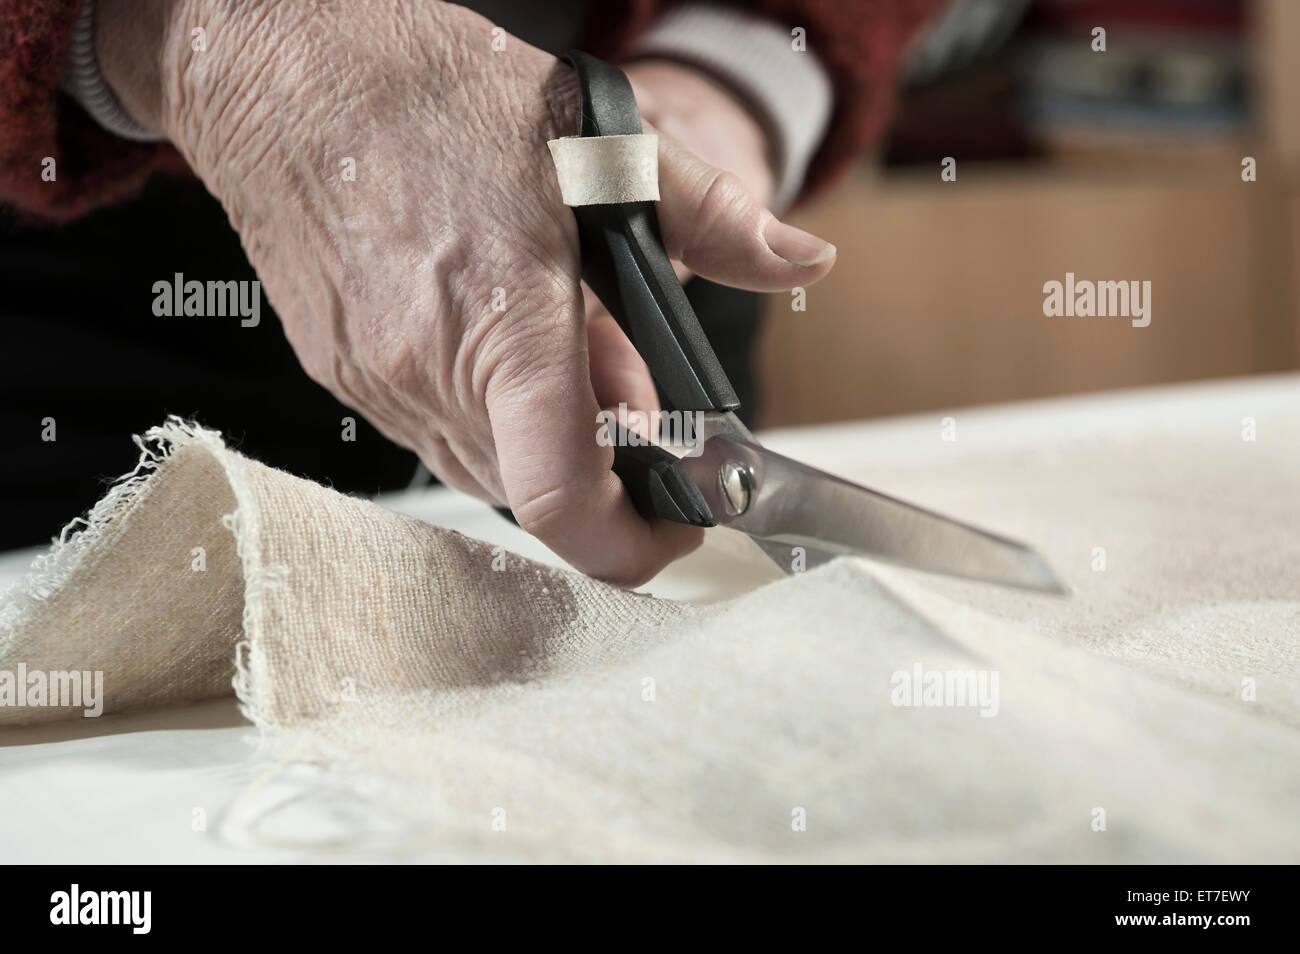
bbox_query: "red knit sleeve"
[581,0,945,202]
[0,0,187,222]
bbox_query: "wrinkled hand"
[104,0,837,584]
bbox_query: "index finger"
[484,310,702,587]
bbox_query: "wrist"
[96,0,312,177]
[158,0,326,188]
[624,59,775,206]
[626,59,771,153]
[629,6,833,209]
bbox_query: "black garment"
[0,175,762,549]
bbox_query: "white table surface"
[1,375,1292,863]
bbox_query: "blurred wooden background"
[757,0,1299,426]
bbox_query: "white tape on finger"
[547,134,660,206]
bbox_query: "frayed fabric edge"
[0,417,223,648]
[0,419,452,854]
[0,416,284,745]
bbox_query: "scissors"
[560,51,1065,593]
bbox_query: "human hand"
[98,0,837,584]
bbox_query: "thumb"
[653,133,836,292]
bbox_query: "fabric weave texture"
[1,402,1297,862]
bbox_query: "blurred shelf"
[760,163,1296,426]
[758,0,1300,426]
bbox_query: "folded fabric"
[1,398,1297,862]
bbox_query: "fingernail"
[764,220,836,266]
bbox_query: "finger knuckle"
[509,484,573,538]
[692,168,750,239]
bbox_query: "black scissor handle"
[564,51,739,416]
[561,51,739,528]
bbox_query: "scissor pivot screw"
[718,460,753,516]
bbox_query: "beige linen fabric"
[1,396,1298,862]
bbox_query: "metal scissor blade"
[681,436,1067,594]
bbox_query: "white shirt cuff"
[60,0,166,143]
